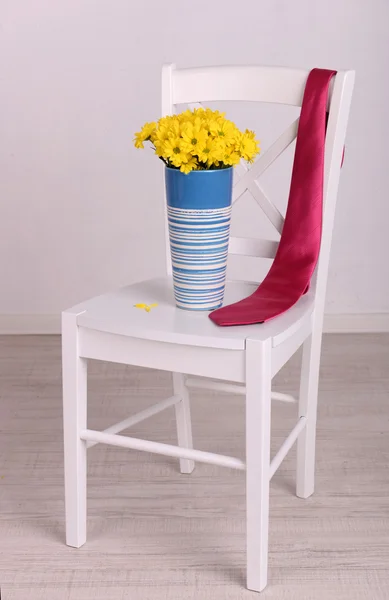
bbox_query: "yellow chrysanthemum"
[222,147,241,166]
[167,117,181,138]
[202,108,225,121]
[134,121,156,149]
[209,118,239,145]
[180,157,198,174]
[197,137,224,167]
[235,129,260,162]
[153,125,170,156]
[177,109,196,123]
[161,137,191,168]
[181,118,208,154]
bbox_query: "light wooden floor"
[0,334,388,599]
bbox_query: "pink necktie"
[209,68,336,327]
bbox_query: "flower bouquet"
[134,108,260,310]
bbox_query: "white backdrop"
[1,0,389,325]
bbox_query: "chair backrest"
[161,64,355,318]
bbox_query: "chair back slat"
[229,237,279,259]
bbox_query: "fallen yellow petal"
[134,302,158,312]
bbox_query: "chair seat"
[73,277,315,351]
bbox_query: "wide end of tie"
[209,303,265,327]
[208,308,231,327]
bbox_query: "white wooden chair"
[62,64,355,592]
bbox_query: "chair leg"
[245,339,272,593]
[296,329,323,499]
[172,373,195,474]
[62,311,87,547]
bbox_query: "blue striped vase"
[165,166,233,311]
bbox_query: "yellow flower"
[153,124,170,156]
[222,146,241,166]
[161,137,191,168]
[202,108,225,122]
[134,121,156,149]
[170,117,182,137]
[181,118,208,154]
[180,157,198,174]
[197,137,224,167]
[177,109,196,123]
[235,129,260,162]
[209,118,238,145]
